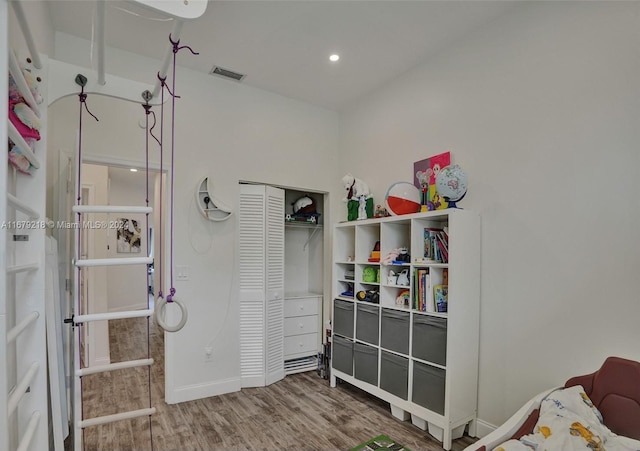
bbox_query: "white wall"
[47,33,340,403]
[338,1,640,430]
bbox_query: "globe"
[435,165,468,208]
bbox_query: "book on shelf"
[434,284,448,313]
[413,268,434,312]
[424,227,449,263]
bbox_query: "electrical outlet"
[204,347,214,362]
[176,265,189,281]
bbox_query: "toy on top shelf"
[285,194,321,224]
[385,181,421,215]
[374,204,390,218]
[415,169,431,212]
[342,173,373,221]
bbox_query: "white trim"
[166,377,241,405]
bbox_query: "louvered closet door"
[239,185,266,388]
[264,186,284,386]
[239,184,285,387]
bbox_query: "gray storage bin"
[412,361,445,414]
[380,351,408,400]
[334,299,354,338]
[380,309,410,355]
[412,315,447,366]
[356,304,379,345]
[332,335,354,375]
[354,343,378,386]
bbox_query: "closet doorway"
[238,182,329,387]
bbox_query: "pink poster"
[413,151,450,210]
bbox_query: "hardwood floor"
[78,317,477,450]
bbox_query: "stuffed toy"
[342,173,371,202]
[380,248,402,266]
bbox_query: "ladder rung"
[7,311,39,344]
[72,205,153,214]
[9,48,41,118]
[7,262,39,274]
[74,309,153,324]
[77,358,153,376]
[16,411,40,451]
[78,407,156,429]
[75,256,153,267]
[8,361,39,415]
[8,120,40,169]
[7,193,40,219]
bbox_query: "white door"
[264,186,284,385]
[238,184,284,387]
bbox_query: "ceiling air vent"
[209,65,246,82]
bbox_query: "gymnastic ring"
[154,297,188,332]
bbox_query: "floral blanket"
[493,385,640,451]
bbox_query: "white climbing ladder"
[71,201,156,450]
[1,1,49,448]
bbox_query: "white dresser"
[283,293,322,374]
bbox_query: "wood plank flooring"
[77,317,477,450]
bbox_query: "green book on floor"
[350,434,411,451]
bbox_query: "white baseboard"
[475,418,497,438]
[166,377,241,404]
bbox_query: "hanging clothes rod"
[151,20,183,99]
[9,0,43,69]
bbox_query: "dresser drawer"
[284,297,319,318]
[284,315,318,337]
[284,333,318,358]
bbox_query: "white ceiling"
[47,0,517,111]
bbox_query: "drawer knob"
[299,305,305,311]
[299,323,304,329]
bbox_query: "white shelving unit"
[2,2,50,448]
[330,210,480,450]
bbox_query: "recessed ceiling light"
[130,168,138,172]
[329,54,340,62]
